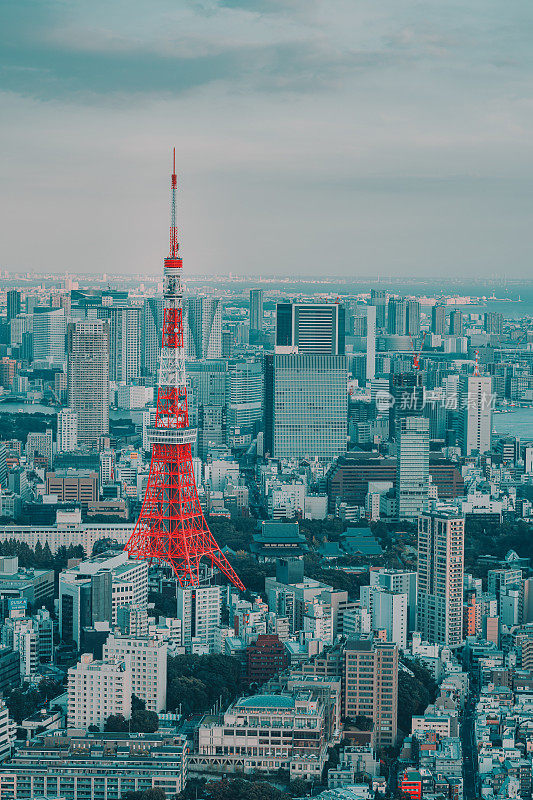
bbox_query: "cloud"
[1,0,533,277]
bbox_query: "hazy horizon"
[2,1,533,279]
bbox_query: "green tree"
[104,714,128,732]
[5,687,43,723]
[167,654,241,715]
[397,658,438,733]
[289,778,310,796]
[130,709,159,733]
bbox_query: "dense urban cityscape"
[0,147,531,800]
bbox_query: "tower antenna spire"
[125,151,244,592]
[170,147,178,258]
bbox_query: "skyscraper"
[67,320,110,449]
[365,304,376,381]
[458,373,492,455]
[32,307,66,364]
[6,290,21,323]
[406,299,421,336]
[264,353,348,462]
[141,297,163,378]
[185,296,222,359]
[397,416,429,519]
[387,297,408,336]
[275,303,345,355]
[370,289,387,329]
[431,304,446,335]
[226,360,263,448]
[449,309,463,336]
[484,312,503,335]
[417,511,464,647]
[106,306,141,383]
[389,372,424,439]
[351,305,376,381]
[249,288,264,331]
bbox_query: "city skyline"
[2,2,533,278]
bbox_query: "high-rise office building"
[458,373,492,455]
[387,297,408,335]
[484,312,503,336]
[6,290,21,323]
[141,297,163,378]
[397,416,429,520]
[370,289,387,329]
[343,637,398,748]
[389,372,424,439]
[185,296,222,359]
[449,309,463,336]
[67,320,110,449]
[417,511,464,647]
[32,307,66,364]
[264,353,348,462]
[68,653,132,730]
[406,299,421,336]
[57,408,78,452]
[275,303,345,355]
[226,360,263,448]
[431,304,446,335]
[351,305,376,381]
[106,306,141,383]
[250,288,264,331]
[103,635,167,712]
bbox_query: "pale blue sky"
[1,0,533,278]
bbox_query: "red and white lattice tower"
[125,151,245,591]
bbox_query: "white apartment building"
[360,585,408,649]
[1,617,37,677]
[0,699,15,763]
[370,568,417,631]
[57,408,78,452]
[177,586,222,653]
[99,449,116,485]
[458,374,492,456]
[103,635,167,712]
[148,617,183,656]
[68,654,132,730]
[303,598,334,645]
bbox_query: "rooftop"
[235,694,295,710]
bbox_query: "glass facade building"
[264,353,348,462]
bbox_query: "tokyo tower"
[125,151,245,591]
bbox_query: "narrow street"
[461,692,477,800]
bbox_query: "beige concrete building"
[343,637,398,748]
[417,511,465,648]
[68,653,132,730]
[103,635,167,712]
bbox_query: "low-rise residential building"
[0,731,188,799]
